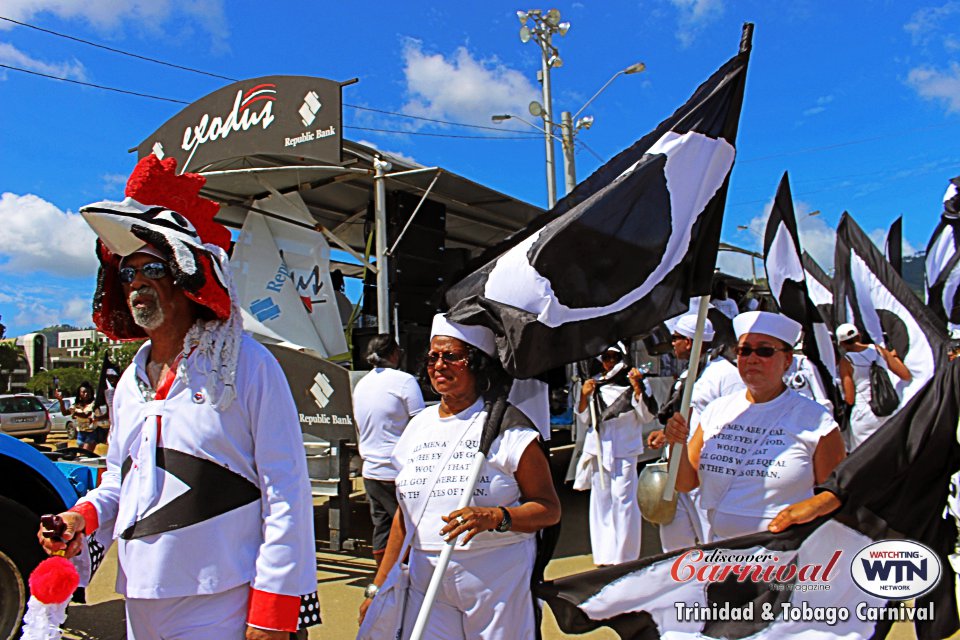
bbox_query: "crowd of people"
[31,152,929,639]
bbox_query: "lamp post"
[495,59,645,197]
[517,9,569,209]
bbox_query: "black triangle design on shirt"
[120,447,260,539]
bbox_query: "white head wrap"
[430,314,497,356]
[674,315,715,342]
[733,311,802,346]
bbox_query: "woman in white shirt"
[358,315,560,639]
[835,323,911,451]
[664,311,846,541]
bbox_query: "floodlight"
[517,10,529,23]
[624,62,646,74]
[520,25,531,43]
[548,54,563,68]
[529,101,544,117]
[575,115,594,130]
[558,21,570,35]
[546,8,561,26]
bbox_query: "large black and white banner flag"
[762,172,838,395]
[925,176,960,327]
[801,251,835,333]
[539,359,960,640]
[885,216,902,276]
[834,212,947,406]
[444,26,752,378]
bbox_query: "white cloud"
[669,0,725,48]
[401,40,539,127]
[732,197,836,270]
[0,193,99,276]
[0,41,85,80]
[802,95,834,117]
[0,0,229,51]
[904,2,960,47]
[868,227,919,256]
[354,140,421,167]
[61,296,94,327]
[907,62,960,113]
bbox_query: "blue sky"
[1,0,958,338]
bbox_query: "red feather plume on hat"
[80,154,234,340]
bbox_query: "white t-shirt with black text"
[392,399,539,552]
[697,389,837,523]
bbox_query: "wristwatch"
[363,583,379,599]
[494,506,512,533]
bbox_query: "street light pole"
[539,34,558,209]
[560,110,576,194]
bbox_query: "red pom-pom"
[29,556,79,604]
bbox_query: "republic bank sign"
[136,75,345,171]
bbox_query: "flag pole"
[662,294,710,502]
[588,398,607,490]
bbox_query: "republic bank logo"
[299,91,322,127]
[310,371,334,409]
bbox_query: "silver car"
[45,399,77,439]
[0,394,51,444]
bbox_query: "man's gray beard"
[128,288,165,331]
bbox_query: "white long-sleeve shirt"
[74,334,315,629]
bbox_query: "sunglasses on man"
[118,262,169,284]
[734,345,792,359]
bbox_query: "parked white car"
[45,398,76,439]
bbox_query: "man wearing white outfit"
[574,342,657,565]
[37,155,318,639]
[647,315,744,551]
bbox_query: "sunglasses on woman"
[425,351,469,366]
[735,345,791,358]
[118,262,169,284]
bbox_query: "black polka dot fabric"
[88,538,106,577]
[298,591,321,628]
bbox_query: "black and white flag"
[539,359,960,640]
[925,176,960,327]
[444,26,752,378]
[801,251,835,334]
[885,216,902,276]
[762,172,838,400]
[834,212,947,406]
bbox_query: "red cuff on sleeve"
[69,502,100,535]
[247,588,301,632]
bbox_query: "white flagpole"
[662,294,710,502]
[408,449,487,640]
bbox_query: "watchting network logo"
[310,371,334,409]
[851,540,942,600]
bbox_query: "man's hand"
[36,511,86,558]
[646,429,666,449]
[767,492,842,533]
[245,626,290,640]
[358,596,373,625]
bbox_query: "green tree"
[26,367,94,397]
[0,343,21,391]
[80,339,143,378]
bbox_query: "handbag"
[868,357,899,417]
[356,411,481,640]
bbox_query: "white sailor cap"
[674,315,715,342]
[430,314,497,356]
[733,311,801,346]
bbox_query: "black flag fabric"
[444,26,752,378]
[801,251,836,335]
[885,216,902,275]
[762,172,838,405]
[925,176,960,327]
[94,351,119,409]
[539,359,960,640]
[834,212,947,407]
